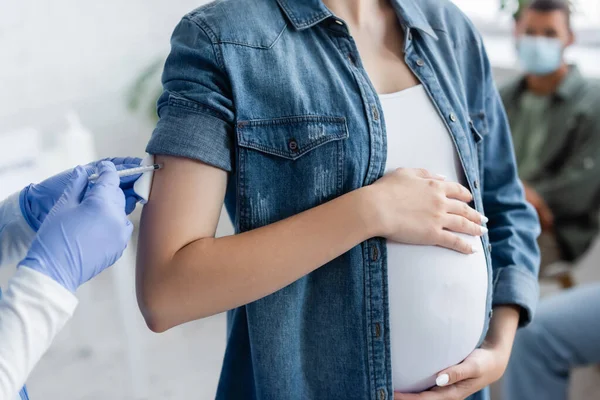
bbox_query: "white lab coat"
[0,192,78,399]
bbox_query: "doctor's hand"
[19,157,142,231]
[20,162,134,293]
[368,168,487,254]
[394,306,520,400]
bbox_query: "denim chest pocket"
[468,113,487,185]
[236,115,348,231]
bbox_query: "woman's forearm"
[137,186,378,332]
[484,305,520,353]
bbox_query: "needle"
[88,163,162,181]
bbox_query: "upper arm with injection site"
[136,16,236,330]
[136,156,227,330]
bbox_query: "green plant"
[127,58,164,123]
[500,0,575,19]
[500,0,529,18]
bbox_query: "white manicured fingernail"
[480,226,488,234]
[436,374,449,387]
[435,174,447,180]
[481,215,489,223]
[471,245,479,253]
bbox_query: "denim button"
[474,179,479,189]
[371,244,379,261]
[379,389,386,400]
[488,243,492,253]
[449,113,457,122]
[416,59,425,67]
[375,323,381,338]
[335,19,344,26]
[288,139,298,152]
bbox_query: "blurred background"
[0,0,599,399]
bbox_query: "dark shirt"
[501,66,600,261]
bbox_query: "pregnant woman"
[136,0,540,399]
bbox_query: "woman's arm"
[136,156,484,332]
[479,37,540,326]
[135,155,376,332]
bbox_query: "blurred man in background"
[500,0,600,270]
[501,1,600,399]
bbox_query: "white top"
[380,85,488,392]
[0,192,78,400]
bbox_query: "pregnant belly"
[387,234,488,393]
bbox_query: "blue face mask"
[517,35,563,75]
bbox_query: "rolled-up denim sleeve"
[479,44,541,326]
[146,16,235,172]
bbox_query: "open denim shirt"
[147,0,541,398]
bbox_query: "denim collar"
[276,0,438,39]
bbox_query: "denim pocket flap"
[237,115,348,160]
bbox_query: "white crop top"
[379,85,488,392]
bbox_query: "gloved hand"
[19,157,142,231]
[20,162,134,293]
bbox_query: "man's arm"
[0,267,78,399]
[0,193,36,267]
[522,183,554,231]
[533,116,600,216]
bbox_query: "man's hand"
[523,183,554,231]
[394,306,520,400]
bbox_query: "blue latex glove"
[19,157,142,231]
[20,162,134,293]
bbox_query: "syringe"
[88,164,162,181]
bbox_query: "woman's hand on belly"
[393,306,521,400]
[367,168,486,254]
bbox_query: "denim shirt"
[146,0,540,399]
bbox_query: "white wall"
[2,0,596,161]
[0,0,209,158]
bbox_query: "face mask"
[517,35,563,75]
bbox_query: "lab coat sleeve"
[0,192,36,267]
[0,266,78,399]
